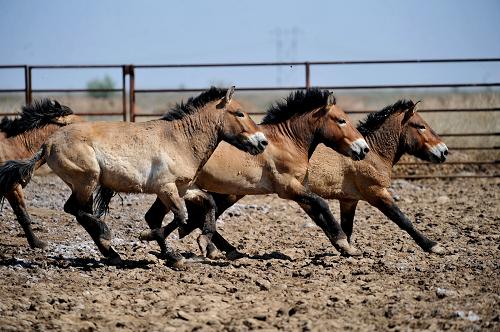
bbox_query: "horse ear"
[225,86,236,105]
[326,92,336,107]
[403,100,420,123]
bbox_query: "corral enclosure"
[0,60,499,331]
[0,60,498,178]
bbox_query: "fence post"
[305,62,311,89]
[25,66,32,104]
[121,66,127,121]
[127,65,136,122]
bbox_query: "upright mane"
[0,99,74,138]
[261,88,334,124]
[357,99,415,137]
[161,87,228,121]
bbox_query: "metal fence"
[0,58,499,178]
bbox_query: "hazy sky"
[1,0,499,89]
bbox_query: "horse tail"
[0,145,47,196]
[93,186,116,218]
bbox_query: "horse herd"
[0,87,448,268]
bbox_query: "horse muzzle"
[348,138,370,161]
[427,142,448,163]
[244,132,268,155]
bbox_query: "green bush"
[87,75,115,98]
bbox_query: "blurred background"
[0,0,499,177]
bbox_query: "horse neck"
[264,114,317,159]
[364,118,406,166]
[8,124,63,157]
[172,109,224,167]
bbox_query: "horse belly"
[96,152,179,193]
[196,166,273,195]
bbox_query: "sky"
[0,0,499,90]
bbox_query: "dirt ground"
[0,174,498,331]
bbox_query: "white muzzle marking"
[248,132,267,148]
[349,138,370,159]
[428,142,448,160]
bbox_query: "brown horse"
[0,99,82,249]
[139,89,370,258]
[0,87,268,265]
[170,99,449,257]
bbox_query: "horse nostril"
[443,150,448,156]
[261,140,268,146]
[363,147,370,154]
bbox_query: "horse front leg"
[339,199,358,244]
[5,184,47,249]
[181,189,219,259]
[368,189,445,255]
[140,183,186,266]
[283,179,359,256]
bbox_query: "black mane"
[261,89,334,124]
[357,99,415,137]
[0,99,74,138]
[161,87,228,121]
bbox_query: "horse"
[139,89,371,258]
[0,99,83,249]
[167,99,449,257]
[0,86,268,266]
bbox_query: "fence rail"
[0,58,499,179]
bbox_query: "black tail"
[0,146,46,196]
[94,186,116,218]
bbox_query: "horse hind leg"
[64,189,121,264]
[6,184,47,249]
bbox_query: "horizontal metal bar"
[134,83,500,93]
[450,147,499,150]
[0,89,26,93]
[397,161,499,165]
[31,89,123,93]
[316,83,500,90]
[30,65,124,69]
[0,112,124,117]
[393,174,499,179]
[2,58,498,70]
[345,108,500,114]
[134,58,500,68]
[0,65,26,69]
[440,133,500,137]
[73,112,124,116]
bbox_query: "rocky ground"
[0,175,498,331]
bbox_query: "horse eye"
[235,111,245,118]
[337,118,347,125]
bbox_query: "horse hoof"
[429,243,446,255]
[139,230,152,241]
[177,225,189,239]
[139,229,159,241]
[197,235,212,257]
[30,239,48,249]
[226,250,246,261]
[170,258,187,270]
[206,243,218,260]
[105,255,122,266]
[335,238,362,257]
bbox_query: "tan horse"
[173,100,449,256]
[0,99,82,248]
[140,89,370,258]
[0,87,268,265]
